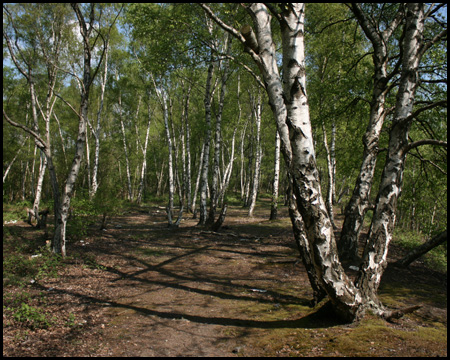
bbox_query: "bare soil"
[3,204,447,357]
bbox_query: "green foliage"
[3,244,62,286]
[3,201,32,223]
[3,290,56,330]
[3,4,446,267]
[10,303,55,329]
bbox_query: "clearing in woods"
[3,203,447,356]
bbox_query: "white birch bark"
[191,143,205,216]
[219,127,237,206]
[200,3,362,320]
[90,38,109,198]
[136,95,152,204]
[355,3,427,309]
[184,84,192,212]
[198,56,215,225]
[117,82,133,201]
[269,130,281,220]
[321,121,336,229]
[340,4,404,261]
[161,90,174,224]
[247,93,262,217]
[209,35,231,223]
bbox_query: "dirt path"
[83,208,311,356]
[3,205,447,357]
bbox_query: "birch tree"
[269,130,281,220]
[201,2,362,321]
[339,3,406,261]
[355,3,447,306]
[200,2,446,321]
[247,91,262,217]
[4,4,120,256]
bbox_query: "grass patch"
[134,247,166,257]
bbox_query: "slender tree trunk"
[208,33,231,223]
[53,3,110,257]
[159,88,174,225]
[90,38,109,198]
[137,96,152,204]
[240,121,247,201]
[322,120,336,229]
[184,84,192,212]
[117,87,133,201]
[219,127,236,206]
[198,55,215,225]
[191,143,205,217]
[31,153,47,226]
[269,130,281,220]
[248,92,262,217]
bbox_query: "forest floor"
[3,201,447,357]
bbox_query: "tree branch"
[402,139,447,156]
[54,92,81,118]
[405,99,447,123]
[198,4,246,44]
[198,3,262,66]
[3,109,47,150]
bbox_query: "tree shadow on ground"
[34,283,344,329]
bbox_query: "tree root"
[382,305,422,322]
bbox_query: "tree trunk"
[242,3,363,321]
[355,3,426,316]
[52,3,108,257]
[219,128,236,207]
[137,94,152,204]
[184,84,192,212]
[159,88,174,225]
[191,143,205,217]
[31,152,47,226]
[269,131,281,220]
[247,92,262,217]
[208,34,231,223]
[118,87,133,201]
[90,38,109,198]
[321,120,336,229]
[198,55,215,225]
[339,3,404,261]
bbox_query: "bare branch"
[54,92,80,118]
[408,152,447,176]
[198,4,246,44]
[402,139,447,156]
[405,99,447,123]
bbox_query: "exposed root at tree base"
[382,305,422,322]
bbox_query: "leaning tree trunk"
[246,3,363,321]
[355,3,426,316]
[339,3,404,261]
[395,229,447,268]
